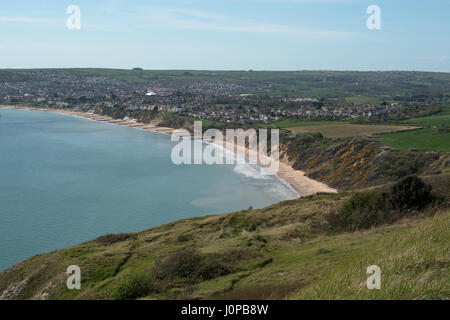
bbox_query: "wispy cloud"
[0,14,127,32]
[138,7,356,39]
[0,6,356,39]
[417,56,450,62]
[0,16,59,24]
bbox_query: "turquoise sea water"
[0,108,297,271]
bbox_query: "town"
[0,69,446,126]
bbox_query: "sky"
[0,0,449,71]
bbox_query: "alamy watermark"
[66,5,81,30]
[367,5,381,30]
[171,121,280,174]
[66,265,81,290]
[366,265,381,289]
[65,5,379,31]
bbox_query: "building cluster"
[1,70,424,124]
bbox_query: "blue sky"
[1,0,449,71]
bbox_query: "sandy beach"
[1,105,337,197]
[213,135,337,197]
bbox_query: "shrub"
[337,192,388,230]
[227,214,261,232]
[253,234,267,243]
[195,259,232,280]
[153,248,202,280]
[152,248,234,284]
[110,272,158,300]
[176,234,190,242]
[389,175,433,210]
[327,175,434,231]
[95,233,131,245]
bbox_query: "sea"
[0,108,298,271]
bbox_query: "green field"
[186,117,225,128]
[401,102,450,127]
[377,128,450,152]
[288,124,419,139]
[379,102,450,151]
[270,119,349,128]
[345,96,382,104]
[403,113,450,127]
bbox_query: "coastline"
[214,135,337,197]
[0,105,337,196]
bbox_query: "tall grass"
[291,211,450,299]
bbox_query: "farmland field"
[403,114,450,127]
[377,128,450,152]
[287,124,420,138]
[345,96,382,104]
[270,119,349,128]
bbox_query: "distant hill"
[1,69,449,97]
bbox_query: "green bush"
[195,260,232,280]
[95,233,131,245]
[176,234,190,242]
[389,175,433,210]
[153,248,233,283]
[110,272,158,300]
[153,248,202,280]
[338,192,387,230]
[327,175,434,231]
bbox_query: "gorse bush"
[153,248,202,280]
[327,175,433,231]
[110,272,158,300]
[389,175,433,210]
[338,192,387,230]
[153,248,234,284]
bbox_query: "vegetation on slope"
[0,174,448,300]
[280,132,450,191]
[290,208,449,300]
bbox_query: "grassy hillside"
[290,210,449,299]
[1,174,448,300]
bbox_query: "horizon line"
[1,67,449,74]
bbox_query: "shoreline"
[212,135,337,197]
[0,105,337,196]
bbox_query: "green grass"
[403,114,450,127]
[377,128,450,152]
[288,124,418,139]
[345,96,382,104]
[186,117,226,128]
[269,119,349,128]
[400,102,450,127]
[290,211,450,299]
[1,175,449,300]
